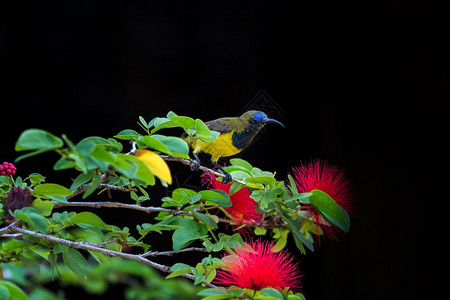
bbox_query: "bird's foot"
[221,172,232,184]
[190,153,201,171]
[213,163,233,184]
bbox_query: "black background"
[0,1,446,299]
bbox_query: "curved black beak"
[264,117,285,128]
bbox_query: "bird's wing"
[204,117,237,134]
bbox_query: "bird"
[186,110,284,183]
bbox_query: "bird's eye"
[252,112,266,122]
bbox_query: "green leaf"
[197,288,230,297]
[114,129,141,140]
[151,118,177,133]
[151,135,189,158]
[170,116,195,129]
[15,129,63,151]
[44,195,69,203]
[254,227,267,236]
[287,175,298,195]
[285,192,312,204]
[53,157,76,170]
[90,145,116,164]
[88,251,110,265]
[0,285,9,299]
[80,136,115,146]
[71,212,106,228]
[193,211,218,229]
[201,294,234,300]
[165,267,193,279]
[62,248,91,278]
[82,173,102,199]
[271,229,288,252]
[321,206,350,232]
[116,154,155,185]
[69,170,95,191]
[172,188,197,204]
[76,139,96,157]
[53,243,69,254]
[0,281,29,300]
[199,190,232,207]
[287,293,306,300]
[309,189,349,228]
[245,176,276,185]
[274,203,314,253]
[15,207,48,234]
[166,111,178,118]
[219,233,245,249]
[28,173,46,186]
[194,274,206,285]
[166,263,193,279]
[172,228,206,251]
[204,266,217,283]
[170,262,193,272]
[139,116,149,127]
[194,119,211,136]
[229,170,251,180]
[260,288,284,299]
[142,135,172,155]
[197,130,220,143]
[230,158,253,171]
[15,148,53,162]
[229,182,243,195]
[34,183,72,197]
[251,189,278,208]
[32,198,54,217]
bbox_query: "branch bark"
[67,183,135,200]
[2,224,217,288]
[141,247,207,258]
[160,155,246,185]
[53,201,193,216]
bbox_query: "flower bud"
[4,187,32,221]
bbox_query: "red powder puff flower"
[215,241,302,292]
[202,173,262,224]
[290,160,354,242]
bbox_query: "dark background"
[0,1,446,299]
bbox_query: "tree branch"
[67,183,136,200]
[0,221,20,236]
[53,201,193,216]
[141,247,207,258]
[6,224,217,288]
[160,155,246,185]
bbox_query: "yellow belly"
[192,132,242,162]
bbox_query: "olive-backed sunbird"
[186,110,284,183]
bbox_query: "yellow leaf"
[135,149,172,184]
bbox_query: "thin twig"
[67,183,135,200]
[53,201,192,216]
[6,224,217,288]
[160,155,246,185]
[141,247,208,258]
[0,221,19,236]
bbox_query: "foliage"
[0,111,352,299]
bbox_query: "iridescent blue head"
[232,110,284,149]
[244,110,285,128]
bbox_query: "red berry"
[0,162,16,176]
